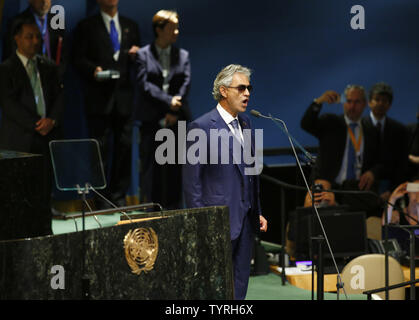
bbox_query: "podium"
[0,206,234,299]
[0,150,51,241]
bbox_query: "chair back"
[339,254,405,300]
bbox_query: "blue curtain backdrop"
[1,0,419,203]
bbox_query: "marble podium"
[0,150,51,241]
[0,206,234,299]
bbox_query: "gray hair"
[212,64,252,101]
[344,84,366,101]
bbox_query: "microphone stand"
[251,110,347,300]
[383,200,418,300]
[320,187,419,300]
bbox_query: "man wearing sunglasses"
[183,64,267,300]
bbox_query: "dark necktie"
[110,19,120,53]
[376,122,383,144]
[346,123,358,180]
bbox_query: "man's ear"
[155,26,163,39]
[219,86,228,99]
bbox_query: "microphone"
[250,109,262,118]
[250,109,316,163]
[250,109,346,298]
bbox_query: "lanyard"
[33,14,48,54]
[34,14,48,36]
[347,124,362,153]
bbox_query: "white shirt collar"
[369,111,386,127]
[217,103,239,126]
[16,50,30,67]
[343,114,361,127]
[155,44,171,56]
[101,10,119,27]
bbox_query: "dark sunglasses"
[227,85,253,92]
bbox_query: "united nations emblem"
[123,227,158,275]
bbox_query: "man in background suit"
[183,64,268,300]
[135,10,191,209]
[362,82,409,200]
[2,0,66,76]
[0,18,64,234]
[301,85,382,215]
[73,0,140,208]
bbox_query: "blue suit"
[183,107,261,299]
[134,44,191,123]
[135,43,191,208]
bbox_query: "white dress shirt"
[155,44,171,93]
[216,103,244,142]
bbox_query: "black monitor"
[294,206,368,259]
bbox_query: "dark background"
[1,0,418,160]
[1,1,418,244]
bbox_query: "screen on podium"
[49,139,106,191]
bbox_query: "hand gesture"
[94,66,104,81]
[315,90,340,105]
[389,182,408,205]
[128,45,140,60]
[35,118,55,136]
[259,215,268,232]
[358,170,375,191]
[171,96,182,111]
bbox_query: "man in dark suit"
[0,18,64,234]
[73,0,140,208]
[362,82,409,199]
[2,0,66,76]
[183,64,268,300]
[301,85,382,215]
[135,10,191,209]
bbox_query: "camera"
[312,183,323,194]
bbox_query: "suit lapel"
[95,15,114,55]
[119,17,131,50]
[150,44,163,74]
[238,115,255,156]
[167,46,180,81]
[11,54,38,114]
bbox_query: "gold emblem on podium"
[124,227,158,275]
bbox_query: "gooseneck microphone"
[251,107,348,300]
[250,109,315,163]
[250,109,263,118]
